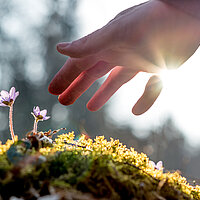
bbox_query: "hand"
[48,0,200,115]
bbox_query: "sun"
[159,68,179,89]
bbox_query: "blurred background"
[0,0,200,181]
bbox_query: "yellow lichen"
[0,135,18,155]
[0,132,199,199]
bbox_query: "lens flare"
[159,69,178,88]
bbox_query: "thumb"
[57,25,115,58]
[132,75,163,115]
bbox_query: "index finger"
[48,56,98,95]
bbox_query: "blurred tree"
[148,118,186,171]
[0,0,107,141]
[0,1,27,140]
[0,0,79,140]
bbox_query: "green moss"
[0,133,199,200]
[0,153,11,179]
[48,150,92,185]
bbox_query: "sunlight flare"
[159,68,179,89]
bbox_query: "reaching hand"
[48,0,200,115]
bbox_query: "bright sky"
[77,0,200,146]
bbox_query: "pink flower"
[0,87,19,107]
[149,160,163,171]
[32,106,50,121]
[0,87,19,142]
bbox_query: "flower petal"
[43,116,50,120]
[36,106,40,113]
[0,97,4,102]
[33,106,36,113]
[149,161,156,168]
[13,91,19,101]
[33,106,40,116]
[0,90,9,101]
[40,109,47,117]
[0,102,8,107]
[156,161,163,170]
[9,87,15,100]
[0,96,6,101]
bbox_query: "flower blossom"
[0,87,19,107]
[149,160,163,171]
[32,106,50,121]
[0,87,19,142]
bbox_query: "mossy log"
[0,133,199,200]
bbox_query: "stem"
[33,119,38,135]
[9,104,15,142]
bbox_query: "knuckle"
[78,36,88,45]
[83,70,96,79]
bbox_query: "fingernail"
[57,42,71,49]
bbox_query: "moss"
[48,150,93,185]
[0,132,199,199]
[0,154,11,179]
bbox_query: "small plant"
[0,87,51,144]
[0,87,19,142]
[31,106,50,134]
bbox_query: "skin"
[48,0,200,115]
